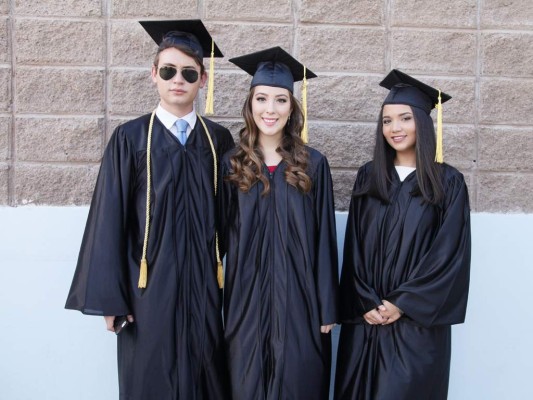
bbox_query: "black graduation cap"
[139,19,223,59]
[380,69,451,114]
[229,46,317,93]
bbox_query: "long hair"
[356,105,444,205]
[153,40,206,75]
[226,87,311,195]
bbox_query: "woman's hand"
[320,324,335,334]
[363,308,388,325]
[104,315,134,332]
[378,300,403,325]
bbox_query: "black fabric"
[65,114,234,400]
[219,148,339,400]
[335,162,471,400]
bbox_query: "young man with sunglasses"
[65,20,233,399]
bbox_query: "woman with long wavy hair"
[334,70,471,400]
[219,47,339,400]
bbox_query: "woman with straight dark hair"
[334,70,471,400]
[219,47,339,400]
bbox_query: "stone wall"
[1,0,532,211]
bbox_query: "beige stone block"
[300,0,382,24]
[309,122,375,169]
[111,0,196,17]
[0,67,11,112]
[478,127,533,172]
[482,33,533,77]
[16,68,104,114]
[307,74,384,122]
[299,27,386,73]
[109,69,159,115]
[481,0,533,28]
[15,0,102,17]
[207,23,293,68]
[205,0,291,22]
[477,173,533,213]
[392,30,476,75]
[391,0,477,28]
[107,117,130,143]
[479,78,533,125]
[16,19,105,65]
[0,163,7,204]
[0,116,9,161]
[14,163,99,205]
[209,118,243,143]
[331,169,358,211]
[442,124,476,171]
[0,17,9,64]
[16,117,103,162]
[111,20,157,68]
[0,1,8,14]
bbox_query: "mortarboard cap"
[380,69,451,114]
[229,46,316,93]
[140,19,223,116]
[229,47,316,143]
[139,19,223,59]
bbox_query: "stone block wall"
[1,0,532,211]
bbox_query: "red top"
[267,165,277,174]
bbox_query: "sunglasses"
[158,66,199,83]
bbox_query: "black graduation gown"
[334,162,471,400]
[219,147,340,400]
[65,113,234,400]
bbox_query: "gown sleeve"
[65,127,134,316]
[339,164,383,322]
[313,156,340,325]
[385,172,471,328]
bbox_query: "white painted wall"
[0,207,530,399]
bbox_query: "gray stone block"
[205,0,291,22]
[0,116,9,161]
[15,0,102,17]
[111,20,157,67]
[109,69,159,115]
[481,0,533,28]
[199,71,251,118]
[442,124,476,171]
[15,117,103,162]
[480,78,533,125]
[308,122,375,168]
[392,30,477,75]
[307,74,384,122]
[298,27,386,73]
[477,172,533,213]
[14,163,99,205]
[0,17,9,63]
[0,163,7,204]
[207,23,293,69]
[15,19,105,65]
[16,68,104,113]
[391,0,477,28]
[0,1,8,15]
[482,33,533,77]
[0,67,11,112]
[478,126,533,172]
[300,0,383,24]
[111,0,196,17]
[331,169,358,211]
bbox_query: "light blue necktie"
[175,119,188,145]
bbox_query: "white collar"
[155,104,197,131]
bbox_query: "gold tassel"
[301,66,308,144]
[204,39,215,115]
[217,261,224,289]
[435,89,443,163]
[138,258,148,288]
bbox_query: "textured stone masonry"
[1,0,533,212]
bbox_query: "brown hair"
[226,87,311,195]
[153,39,206,75]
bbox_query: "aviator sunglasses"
[159,66,199,83]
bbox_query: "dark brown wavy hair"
[226,87,311,195]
